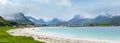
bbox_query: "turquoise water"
[33,27,120,40]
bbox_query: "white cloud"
[0,0,8,5]
[1,0,120,21]
[28,0,72,7]
[34,0,50,4]
[56,0,72,7]
[0,0,13,5]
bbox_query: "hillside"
[0,16,18,26]
[0,16,9,24]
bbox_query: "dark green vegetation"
[0,16,18,26]
[0,27,45,43]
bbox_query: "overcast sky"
[0,0,120,21]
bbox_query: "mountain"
[92,15,110,24]
[27,16,46,24]
[37,19,46,24]
[68,15,92,24]
[103,16,120,24]
[27,17,64,25]
[68,15,81,24]
[47,18,62,25]
[3,12,34,24]
[109,16,120,24]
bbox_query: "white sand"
[7,27,120,43]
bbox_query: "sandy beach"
[7,27,120,43]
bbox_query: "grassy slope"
[0,16,7,23]
[0,27,45,43]
[0,16,12,25]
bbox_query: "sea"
[33,27,120,40]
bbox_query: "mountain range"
[68,14,120,24]
[1,12,120,25]
[27,14,120,25]
[27,17,62,25]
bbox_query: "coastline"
[7,27,120,43]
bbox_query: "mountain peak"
[105,13,111,17]
[38,19,45,21]
[73,15,81,19]
[13,12,25,18]
[97,13,113,18]
[47,18,62,25]
[68,14,89,24]
[98,13,112,18]
[69,15,82,22]
[52,18,60,21]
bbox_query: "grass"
[0,26,45,43]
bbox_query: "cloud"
[56,0,72,7]
[1,0,120,21]
[0,0,12,5]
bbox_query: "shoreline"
[7,27,120,43]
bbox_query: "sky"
[0,0,120,21]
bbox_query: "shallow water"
[33,27,120,40]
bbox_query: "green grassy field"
[0,26,45,43]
